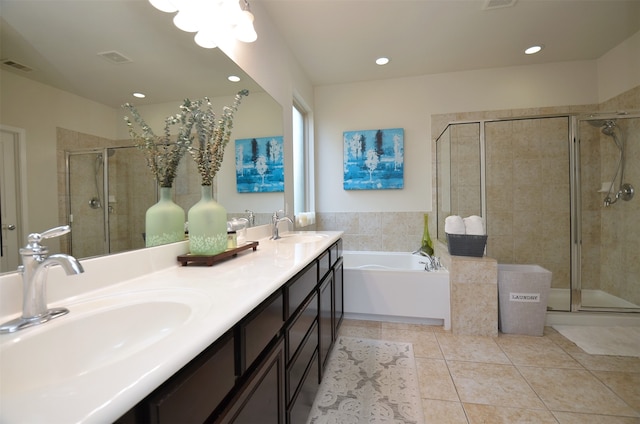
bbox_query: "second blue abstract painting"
[343,128,404,190]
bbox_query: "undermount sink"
[0,289,210,396]
[277,232,330,244]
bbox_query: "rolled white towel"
[463,215,485,235]
[445,215,466,235]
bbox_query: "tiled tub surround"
[317,211,428,252]
[0,226,343,423]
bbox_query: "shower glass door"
[577,114,640,312]
[66,146,153,258]
[67,150,107,258]
[484,116,572,311]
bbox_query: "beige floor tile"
[496,334,583,368]
[380,328,444,359]
[436,333,510,364]
[592,371,640,412]
[422,399,468,424]
[380,321,438,332]
[519,367,639,417]
[338,319,382,339]
[553,411,640,424]
[447,361,546,409]
[415,358,460,402]
[463,403,558,424]
[545,327,585,354]
[570,352,640,373]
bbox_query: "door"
[0,127,23,273]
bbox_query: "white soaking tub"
[343,251,450,330]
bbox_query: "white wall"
[0,70,118,233]
[597,29,640,103]
[314,52,637,213]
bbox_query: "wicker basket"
[446,233,487,257]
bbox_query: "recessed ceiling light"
[228,75,241,82]
[525,45,543,55]
[132,92,146,98]
[375,57,390,66]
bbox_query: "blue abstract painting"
[343,128,404,190]
[235,136,284,193]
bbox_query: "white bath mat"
[307,336,424,424]
[553,325,640,357]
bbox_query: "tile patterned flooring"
[337,319,640,424]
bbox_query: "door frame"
[0,125,29,272]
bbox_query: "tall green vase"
[421,213,434,256]
[188,185,228,255]
[145,186,185,247]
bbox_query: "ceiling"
[1,0,639,109]
[259,0,640,86]
[0,0,263,108]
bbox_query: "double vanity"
[0,228,344,423]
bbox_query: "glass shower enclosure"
[436,112,639,313]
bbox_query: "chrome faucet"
[413,249,443,272]
[245,209,255,227]
[270,210,293,240]
[0,225,84,333]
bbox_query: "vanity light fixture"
[375,57,390,65]
[228,75,241,82]
[149,0,257,49]
[525,45,543,55]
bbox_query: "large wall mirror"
[0,0,284,273]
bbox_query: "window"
[292,101,312,215]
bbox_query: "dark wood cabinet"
[217,338,285,424]
[333,258,344,338]
[240,290,284,373]
[116,239,343,424]
[318,272,333,373]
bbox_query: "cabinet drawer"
[287,321,318,404]
[147,330,235,424]
[318,249,331,281]
[319,273,333,373]
[286,261,318,319]
[329,242,339,268]
[242,290,284,372]
[287,291,318,362]
[287,350,319,424]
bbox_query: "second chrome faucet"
[270,210,293,240]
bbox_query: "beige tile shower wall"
[451,123,482,218]
[579,124,602,292]
[316,211,427,252]
[598,86,640,306]
[485,116,572,291]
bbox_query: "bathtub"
[343,251,451,330]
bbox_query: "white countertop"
[0,230,343,424]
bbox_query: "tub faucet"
[414,250,442,272]
[270,210,293,240]
[0,225,84,334]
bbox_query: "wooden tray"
[177,241,259,266]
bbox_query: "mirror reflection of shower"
[89,151,110,209]
[588,118,634,207]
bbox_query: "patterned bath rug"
[553,325,640,357]
[307,336,424,424]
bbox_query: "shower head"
[601,120,617,136]
[587,119,617,136]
